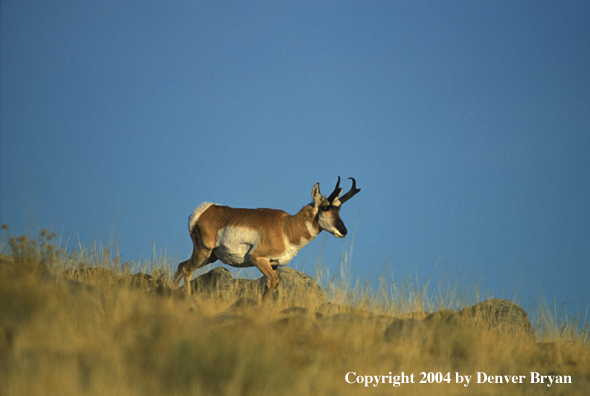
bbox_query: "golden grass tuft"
[1,228,589,395]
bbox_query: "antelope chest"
[270,235,306,266]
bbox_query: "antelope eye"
[320,205,330,212]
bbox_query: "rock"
[385,300,536,344]
[385,310,471,342]
[459,298,536,341]
[398,311,429,320]
[190,267,234,296]
[188,266,326,306]
[269,267,326,307]
[384,317,422,342]
[425,310,464,326]
[280,306,309,316]
[61,267,119,284]
[230,297,259,309]
[213,312,255,329]
[273,311,321,340]
[329,312,370,325]
[119,272,169,293]
[233,278,264,299]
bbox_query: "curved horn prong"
[327,176,342,203]
[339,177,361,204]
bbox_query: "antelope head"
[311,177,361,238]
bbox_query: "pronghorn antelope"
[172,177,361,304]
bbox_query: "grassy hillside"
[1,228,589,395]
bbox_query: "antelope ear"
[311,183,322,205]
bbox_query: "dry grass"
[1,228,589,395]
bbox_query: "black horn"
[339,177,361,204]
[327,176,342,203]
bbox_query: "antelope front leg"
[172,260,192,295]
[172,259,194,296]
[183,265,193,295]
[252,257,279,305]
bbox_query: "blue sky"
[2,1,589,318]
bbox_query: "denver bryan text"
[477,372,572,387]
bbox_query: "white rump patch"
[189,202,214,231]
